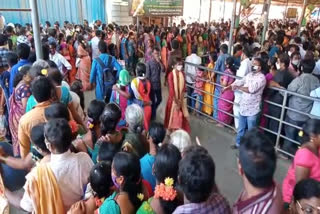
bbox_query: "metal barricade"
[184,61,320,157]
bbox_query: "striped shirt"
[233,183,283,214]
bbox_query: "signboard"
[129,0,184,16]
[287,8,297,19]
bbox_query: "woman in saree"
[181,29,187,59]
[202,52,217,116]
[164,58,190,133]
[9,65,33,156]
[77,35,91,91]
[218,57,236,126]
[130,63,152,131]
[160,32,168,70]
[66,35,77,84]
[186,28,192,56]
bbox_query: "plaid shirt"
[0,47,9,68]
[173,193,231,214]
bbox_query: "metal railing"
[184,61,320,157]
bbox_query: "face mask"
[252,65,259,72]
[292,60,300,66]
[276,62,281,70]
[112,174,120,189]
[288,51,292,57]
[176,65,183,71]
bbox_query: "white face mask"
[288,51,292,57]
[292,60,300,66]
[276,62,281,70]
[176,65,183,71]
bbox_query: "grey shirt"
[287,73,320,121]
[146,58,164,90]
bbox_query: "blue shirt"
[120,38,128,60]
[9,59,30,95]
[90,54,122,100]
[268,46,279,58]
[214,53,229,84]
[140,153,156,191]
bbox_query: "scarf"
[26,163,65,214]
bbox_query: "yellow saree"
[202,62,215,115]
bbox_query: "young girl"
[137,143,182,214]
[218,57,236,126]
[110,69,131,128]
[191,68,205,114]
[283,119,320,210]
[99,152,149,214]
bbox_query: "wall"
[107,0,132,25]
[0,0,106,25]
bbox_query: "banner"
[129,0,184,16]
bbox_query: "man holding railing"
[227,58,266,149]
[283,59,320,155]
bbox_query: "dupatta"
[26,163,65,214]
[168,69,189,130]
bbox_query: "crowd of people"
[0,16,319,214]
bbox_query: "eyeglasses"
[297,201,320,214]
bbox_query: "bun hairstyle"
[299,119,320,144]
[87,100,106,144]
[100,102,122,135]
[125,104,144,134]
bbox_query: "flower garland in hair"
[87,117,94,129]
[69,120,79,134]
[154,177,177,201]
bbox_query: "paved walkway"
[155,76,290,203]
[12,78,291,213]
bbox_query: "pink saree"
[77,45,91,91]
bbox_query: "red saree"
[164,69,190,133]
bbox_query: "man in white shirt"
[49,42,72,75]
[234,48,252,129]
[91,30,102,59]
[185,45,201,108]
[19,119,93,212]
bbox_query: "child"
[110,69,131,128]
[191,67,205,114]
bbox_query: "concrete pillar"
[29,0,43,59]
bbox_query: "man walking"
[146,47,164,120]
[90,40,122,102]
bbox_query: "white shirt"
[185,53,201,83]
[91,36,100,59]
[234,58,252,104]
[50,52,72,74]
[310,87,320,118]
[20,151,93,212]
[313,60,320,75]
